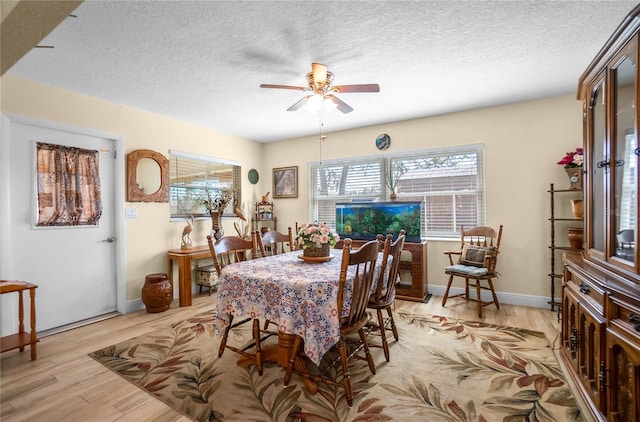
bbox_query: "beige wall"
[1,74,583,307]
[1,75,267,301]
[265,94,584,304]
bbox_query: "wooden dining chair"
[442,225,503,318]
[259,227,294,256]
[284,238,379,407]
[208,233,273,375]
[367,231,405,361]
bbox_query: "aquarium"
[335,201,422,243]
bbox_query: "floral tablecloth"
[215,249,388,365]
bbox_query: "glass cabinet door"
[612,50,637,266]
[589,80,606,255]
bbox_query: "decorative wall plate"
[248,168,259,184]
[376,133,391,150]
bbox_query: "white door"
[2,117,119,332]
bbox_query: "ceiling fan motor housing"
[307,71,334,94]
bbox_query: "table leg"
[235,331,318,394]
[179,255,192,307]
[29,287,37,360]
[18,291,24,352]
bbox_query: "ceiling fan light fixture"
[323,96,338,113]
[262,63,378,114]
[304,94,323,114]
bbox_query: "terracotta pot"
[571,199,584,219]
[141,273,172,313]
[567,227,584,250]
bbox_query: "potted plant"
[385,161,407,200]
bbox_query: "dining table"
[214,247,390,377]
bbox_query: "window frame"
[307,144,485,239]
[169,150,241,220]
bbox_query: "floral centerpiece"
[297,222,340,258]
[557,148,584,190]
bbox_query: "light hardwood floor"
[0,293,575,421]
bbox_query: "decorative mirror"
[126,149,169,202]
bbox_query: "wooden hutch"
[561,5,640,421]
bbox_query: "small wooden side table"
[167,245,213,307]
[0,280,39,360]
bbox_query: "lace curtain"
[36,142,103,226]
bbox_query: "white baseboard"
[427,285,560,310]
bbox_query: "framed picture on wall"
[273,166,298,198]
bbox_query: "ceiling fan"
[260,63,380,114]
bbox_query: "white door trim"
[1,112,127,314]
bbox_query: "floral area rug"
[89,312,585,421]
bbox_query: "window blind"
[169,150,241,218]
[307,144,485,238]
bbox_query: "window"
[308,144,485,238]
[169,150,241,219]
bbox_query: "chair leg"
[338,337,354,407]
[263,320,271,331]
[208,286,213,296]
[284,335,303,386]
[476,279,482,318]
[442,275,455,306]
[218,315,234,357]
[199,285,203,294]
[386,307,399,342]
[376,309,390,362]
[359,328,376,375]
[252,319,263,375]
[465,277,470,300]
[487,278,500,309]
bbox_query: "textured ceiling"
[6,1,639,143]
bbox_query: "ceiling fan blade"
[332,83,380,93]
[260,84,306,91]
[325,94,353,114]
[287,95,313,111]
[311,63,327,85]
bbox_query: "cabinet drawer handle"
[570,327,579,350]
[629,313,640,332]
[579,282,590,294]
[596,160,610,168]
[599,361,606,391]
[635,147,640,156]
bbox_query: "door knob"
[104,236,115,243]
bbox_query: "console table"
[343,239,429,302]
[395,240,429,302]
[0,280,38,360]
[167,245,212,307]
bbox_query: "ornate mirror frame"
[126,149,169,202]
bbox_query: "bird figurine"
[181,216,193,249]
[233,196,246,221]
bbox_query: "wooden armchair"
[367,231,405,361]
[283,238,379,407]
[207,233,273,375]
[442,225,503,318]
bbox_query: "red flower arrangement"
[557,148,584,169]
